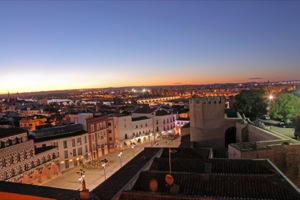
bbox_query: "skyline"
[1,1,300,94]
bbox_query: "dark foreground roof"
[91,148,161,200]
[0,181,80,200]
[114,148,300,200]
[121,171,300,200]
[160,148,209,159]
[149,157,277,175]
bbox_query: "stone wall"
[229,142,300,188]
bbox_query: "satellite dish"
[165,174,174,185]
[149,179,158,192]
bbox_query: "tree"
[294,117,300,140]
[269,93,300,121]
[233,90,267,120]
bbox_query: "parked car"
[261,115,270,120]
[279,119,293,128]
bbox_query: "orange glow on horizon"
[0,73,292,95]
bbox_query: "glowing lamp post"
[101,159,108,180]
[77,169,85,183]
[150,133,153,147]
[77,169,89,199]
[118,151,123,167]
[131,144,135,156]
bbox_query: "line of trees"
[234,89,300,140]
[234,90,300,121]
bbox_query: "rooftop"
[133,107,157,114]
[91,148,161,200]
[31,129,86,142]
[155,109,170,116]
[122,171,299,200]
[132,116,149,121]
[0,181,80,200]
[0,128,27,139]
[91,147,300,200]
[35,145,57,154]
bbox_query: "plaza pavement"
[41,137,181,191]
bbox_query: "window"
[65,160,69,169]
[108,130,112,134]
[78,147,83,155]
[63,140,67,149]
[108,122,111,126]
[72,139,75,147]
[85,145,88,153]
[109,137,113,141]
[64,150,68,159]
[77,138,82,145]
[136,125,138,128]
[92,135,95,142]
[97,123,100,130]
[73,148,77,156]
[84,136,87,143]
[91,125,94,132]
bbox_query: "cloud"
[248,77,262,80]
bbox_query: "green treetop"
[233,90,267,120]
[269,93,300,121]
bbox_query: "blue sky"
[0,1,299,93]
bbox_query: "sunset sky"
[0,1,299,94]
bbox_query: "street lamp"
[131,144,135,156]
[77,169,85,182]
[118,151,123,167]
[101,159,108,180]
[269,95,274,100]
[150,133,153,147]
[77,169,88,194]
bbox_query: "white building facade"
[32,124,90,172]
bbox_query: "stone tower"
[190,96,226,156]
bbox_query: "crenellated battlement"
[190,96,226,105]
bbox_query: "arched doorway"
[225,127,236,148]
